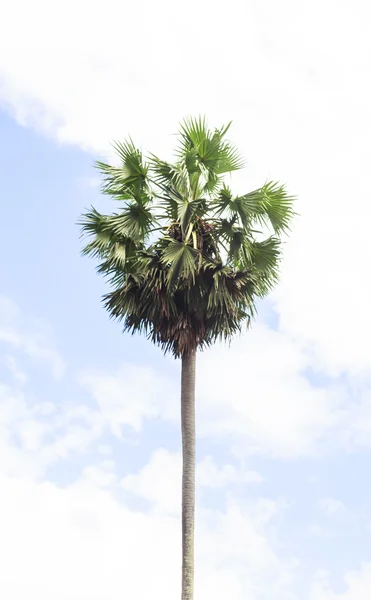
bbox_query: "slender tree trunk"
[181,348,196,600]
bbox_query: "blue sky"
[1,1,371,598]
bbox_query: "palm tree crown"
[80,117,295,357]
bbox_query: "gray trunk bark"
[181,349,196,600]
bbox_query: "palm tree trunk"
[181,348,196,600]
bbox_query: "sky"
[1,0,371,598]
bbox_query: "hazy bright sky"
[1,1,371,598]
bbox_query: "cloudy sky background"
[1,0,371,597]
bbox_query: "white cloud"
[197,499,297,599]
[0,296,65,379]
[311,565,371,600]
[3,355,28,386]
[76,324,371,459]
[1,3,371,594]
[318,498,348,520]
[196,454,262,487]
[2,0,371,381]
[0,381,105,478]
[1,302,370,600]
[0,455,296,600]
[79,363,178,436]
[0,347,295,600]
[0,473,180,600]
[0,333,296,599]
[306,524,332,540]
[79,460,117,489]
[121,448,180,515]
[197,325,347,458]
[121,448,262,516]
[73,323,354,460]
[1,0,371,458]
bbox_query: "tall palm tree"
[80,117,295,600]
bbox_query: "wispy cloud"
[0,295,65,378]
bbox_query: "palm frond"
[177,116,244,176]
[80,117,295,357]
[96,140,149,202]
[111,139,148,183]
[106,204,154,240]
[177,116,210,155]
[235,182,296,233]
[161,239,198,283]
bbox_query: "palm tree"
[80,117,295,600]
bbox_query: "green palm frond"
[106,204,154,240]
[161,239,198,283]
[211,136,245,174]
[177,117,245,177]
[249,236,281,270]
[79,207,109,237]
[213,185,234,216]
[214,181,295,234]
[235,182,295,233]
[148,155,179,187]
[81,230,112,260]
[94,162,133,199]
[111,139,148,183]
[80,117,296,357]
[96,140,149,201]
[177,116,210,155]
[80,209,116,259]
